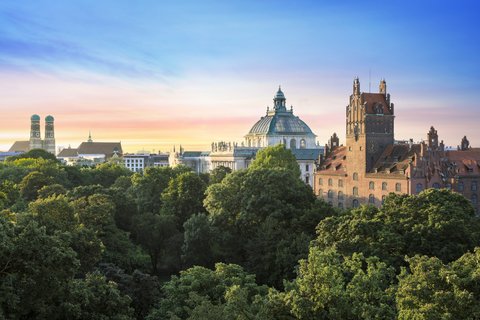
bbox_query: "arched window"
[318,189,323,197]
[352,199,359,208]
[432,183,440,189]
[353,187,358,196]
[319,178,323,185]
[369,181,375,190]
[290,139,296,149]
[283,138,287,145]
[416,183,423,193]
[472,194,478,205]
[382,182,387,191]
[353,172,358,181]
[338,179,344,187]
[338,191,344,200]
[458,182,464,191]
[300,139,306,149]
[327,190,333,199]
[395,183,401,192]
[369,194,375,204]
[328,178,333,186]
[472,181,478,191]
[257,138,261,147]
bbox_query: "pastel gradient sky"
[1,0,479,153]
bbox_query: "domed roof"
[31,114,40,121]
[248,113,313,135]
[247,87,314,136]
[45,115,54,121]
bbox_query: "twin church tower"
[29,114,55,154]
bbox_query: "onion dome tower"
[44,115,55,154]
[29,114,42,150]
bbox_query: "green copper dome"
[45,115,54,122]
[248,113,313,135]
[31,114,40,121]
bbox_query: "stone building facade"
[315,79,480,214]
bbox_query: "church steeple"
[88,131,93,143]
[353,77,360,96]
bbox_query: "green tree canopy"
[249,144,301,177]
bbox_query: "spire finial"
[88,131,93,143]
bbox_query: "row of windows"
[457,181,478,192]
[318,178,344,187]
[320,175,401,192]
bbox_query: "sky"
[0,0,479,153]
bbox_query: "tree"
[182,213,214,268]
[396,250,480,320]
[133,212,181,274]
[249,144,301,177]
[6,148,58,162]
[28,194,76,233]
[315,189,480,270]
[147,263,272,320]
[161,171,207,228]
[19,171,54,201]
[0,217,79,318]
[285,247,396,320]
[61,272,134,320]
[37,183,67,198]
[204,165,330,287]
[209,165,232,185]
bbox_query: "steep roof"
[8,141,30,153]
[446,149,480,175]
[317,146,347,175]
[77,142,122,158]
[371,144,419,174]
[57,148,78,158]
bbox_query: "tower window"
[353,172,358,181]
[353,187,358,196]
[369,181,375,190]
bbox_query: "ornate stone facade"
[315,79,480,215]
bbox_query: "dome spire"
[273,86,286,112]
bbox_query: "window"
[369,194,375,204]
[305,164,309,172]
[290,139,296,149]
[300,139,306,149]
[416,183,423,193]
[369,181,375,190]
[458,182,464,192]
[395,183,401,192]
[382,182,387,191]
[338,202,343,209]
[305,176,309,184]
[319,178,323,186]
[353,172,358,181]
[353,187,358,196]
[328,190,333,199]
[338,179,344,187]
[352,199,359,208]
[318,189,323,197]
[328,178,333,186]
[432,183,440,189]
[472,181,478,191]
[472,194,478,205]
[338,191,344,200]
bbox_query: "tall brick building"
[315,78,480,215]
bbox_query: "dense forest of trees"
[1,146,479,319]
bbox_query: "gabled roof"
[77,142,122,158]
[446,149,480,175]
[57,148,78,158]
[8,141,30,153]
[317,146,347,175]
[371,144,418,174]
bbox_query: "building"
[57,133,122,166]
[315,78,480,214]
[9,115,56,154]
[170,87,323,187]
[123,152,169,172]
